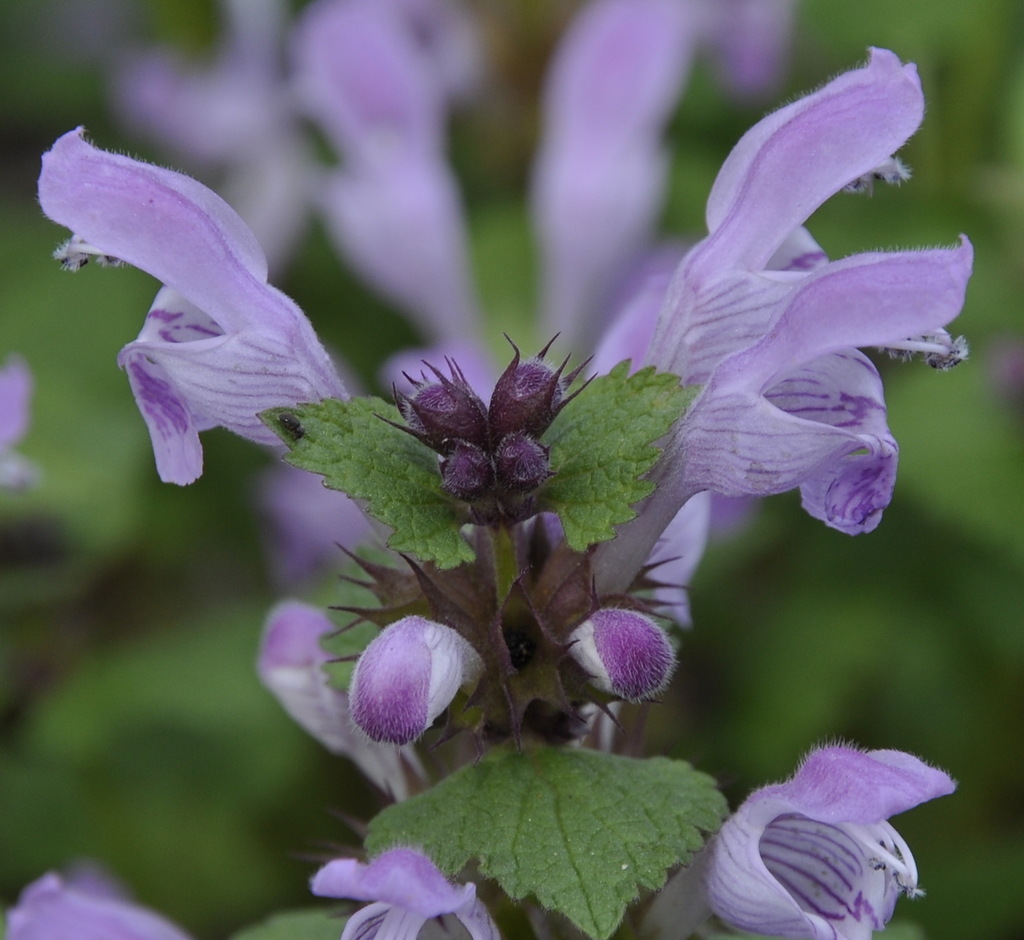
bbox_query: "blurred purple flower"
[311,847,499,940]
[114,0,312,273]
[704,745,955,940]
[0,354,37,490]
[38,128,346,485]
[293,0,481,344]
[531,0,696,346]
[258,601,421,798]
[7,871,193,940]
[594,49,972,591]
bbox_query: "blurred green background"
[1,0,1022,938]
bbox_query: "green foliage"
[262,398,474,569]
[541,363,695,551]
[228,908,345,940]
[366,747,726,939]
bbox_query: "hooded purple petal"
[703,48,923,271]
[7,872,193,940]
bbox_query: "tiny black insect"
[277,412,305,440]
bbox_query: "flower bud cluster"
[395,342,585,519]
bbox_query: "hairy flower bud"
[493,432,551,492]
[440,441,494,501]
[397,364,488,455]
[568,608,675,701]
[488,343,572,441]
[350,616,482,744]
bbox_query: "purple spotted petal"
[7,872,194,940]
[705,746,956,940]
[533,0,694,345]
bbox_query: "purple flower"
[568,608,676,701]
[37,128,346,485]
[594,49,973,591]
[311,847,500,940]
[6,871,193,940]
[652,49,972,525]
[0,354,37,490]
[704,745,956,940]
[258,601,421,798]
[349,615,482,744]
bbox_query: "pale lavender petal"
[40,129,271,331]
[349,616,482,744]
[766,227,829,274]
[705,0,797,99]
[258,601,416,797]
[703,48,924,271]
[0,354,32,448]
[293,0,444,163]
[591,245,683,374]
[319,161,478,341]
[646,491,712,627]
[381,340,496,398]
[533,0,695,344]
[311,848,474,916]
[768,746,956,824]
[257,462,374,585]
[712,243,974,394]
[7,872,194,940]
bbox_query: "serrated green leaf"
[541,362,695,551]
[262,398,474,568]
[365,747,726,939]
[227,907,344,940]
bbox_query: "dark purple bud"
[397,364,488,455]
[440,441,494,501]
[494,432,551,492]
[489,340,581,440]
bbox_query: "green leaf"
[227,908,344,940]
[541,363,695,551]
[365,747,726,940]
[262,398,474,568]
